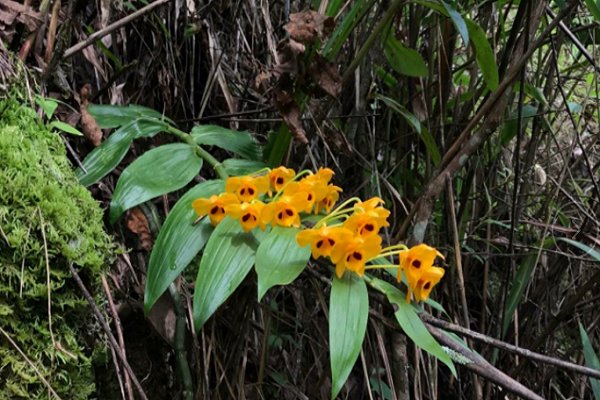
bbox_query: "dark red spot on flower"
[240,188,246,195]
[285,209,294,217]
[364,224,374,232]
[328,239,335,246]
[353,252,362,260]
[210,206,219,214]
[242,213,251,222]
[248,187,255,195]
[316,240,323,248]
[412,260,421,269]
[278,212,284,220]
[276,177,284,185]
[424,282,431,290]
[307,193,313,201]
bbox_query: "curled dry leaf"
[310,55,341,98]
[273,87,308,144]
[284,11,334,44]
[126,208,154,251]
[79,84,103,146]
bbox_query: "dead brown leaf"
[126,208,153,251]
[310,55,341,98]
[284,11,334,44]
[79,84,103,146]
[273,87,308,144]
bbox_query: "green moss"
[0,94,113,399]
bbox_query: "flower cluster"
[192,167,445,302]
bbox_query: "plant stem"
[168,283,194,400]
[165,126,229,180]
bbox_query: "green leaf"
[376,94,441,165]
[75,118,168,186]
[255,227,311,301]
[584,0,600,21]
[222,159,268,176]
[329,273,369,398]
[144,180,224,313]
[502,238,554,337]
[384,36,428,77]
[413,0,447,15]
[557,238,600,262]
[49,120,84,136]
[377,278,456,374]
[499,104,538,147]
[35,96,58,118]
[440,1,468,46]
[579,323,600,400]
[193,218,265,330]
[323,0,375,58]
[87,103,168,128]
[109,143,203,223]
[191,125,262,161]
[465,19,498,91]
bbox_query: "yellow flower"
[225,175,269,202]
[343,213,384,237]
[413,267,445,302]
[261,193,308,228]
[224,201,266,232]
[296,225,353,259]
[398,244,444,301]
[353,197,390,227]
[269,166,296,193]
[304,167,335,185]
[192,193,239,226]
[330,234,382,278]
[283,181,324,212]
[314,185,342,214]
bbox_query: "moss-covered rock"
[0,94,113,399]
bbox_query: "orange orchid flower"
[413,267,445,302]
[330,234,382,278]
[225,175,269,202]
[398,244,445,302]
[268,166,296,194]
[296,225,353,259]
[261,193,308,228]
[192,193,239,226]
[224,201,266,232]
[314,185,342,214]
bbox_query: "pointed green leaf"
[584,0,600,21]
[330,273,369,398]
[376,94,441,165]
[35,96,58,119]
[440,1,468,46]
[466,19,498,91]
[144,180,224,313]
[193,218,265,330]
[375,278,456,375]
[191,125,262,161]
[87,103,168,128]
[50,120,84,136]
[109,143,203,223]
[384,36,428,77]
[502,238,554,337]
[557,238,600,262]
[76,118,168,186]
[222,158,268,176]
[255,227,310,301]
[579,323,600,400]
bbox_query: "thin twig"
[68,264,149,400]
[421,314,600,381]
[101,275,134,400]
[63,0,171,59]
[38,209,56,347]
